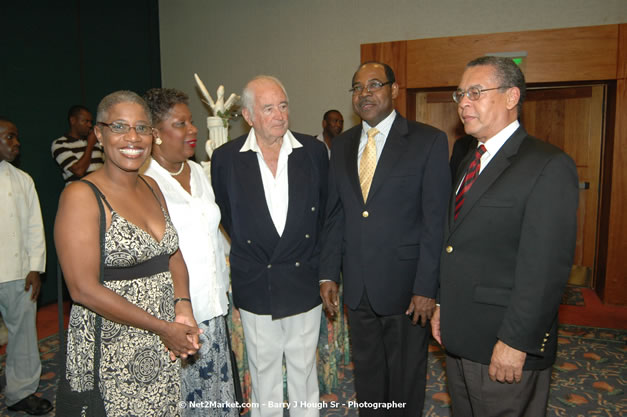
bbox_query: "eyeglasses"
[349,80,392,95]
[452,86,509,103]
[97,122,154,136]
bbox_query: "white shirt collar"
[240,128,302,154]
[361,109,397,138]
[481,120,520,156]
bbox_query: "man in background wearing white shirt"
[211,76,328,417]
[0,117,53,415]
[315,109,344,157]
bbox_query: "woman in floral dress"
[55,90,200,416]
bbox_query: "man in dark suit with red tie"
[431,56,579,417]
[319,62,451,416]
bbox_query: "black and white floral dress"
[65,181,182,417]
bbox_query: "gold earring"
[155,137,162,145]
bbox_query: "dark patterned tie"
[454,144,487,220]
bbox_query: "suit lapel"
[345,128,363,204]
[366,116,408,204]
[450,127,527,232]
[272,146,309,257]
[236,149,281,242]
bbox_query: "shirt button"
[295,262,300,267]
[362,211,369,218]
[305,234,310,239]
[267,264,272,269]
[445,246,453,253]
[311,206,316,212]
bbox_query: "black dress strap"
[80,179,114,212]
[138,175,165,209]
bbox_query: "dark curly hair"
[143,88,189,126]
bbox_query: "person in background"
[55,91,200,416]
[51,105,104,184]
[315,109,344,157]
[319,61,451,417]
[0,117,53,415]
[143,87,238,416]
[432,56,579,417]
[314,111,350,397]
[211,75,328,417]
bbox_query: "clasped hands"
[160,308,203,361]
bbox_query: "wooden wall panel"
[406,25,618,88]
[604,82,627,305]
[361,41,407,87]
[618,24,627,79]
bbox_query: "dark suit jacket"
[449,135,477,180]
[319,114,451,315]
[439,127,579,370]
[211,132,328,319]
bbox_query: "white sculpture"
[194,74,239,163]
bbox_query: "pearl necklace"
[169,162,185,176]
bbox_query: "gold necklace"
[170,162,185,176]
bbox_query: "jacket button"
[305,234,310,239]
[311,206,316,211]
[247,240,252,244]
[540,348,545,352]
[362,211,369,218]
[295,262,300,267]
[445,246,453,253]
[267,264,272,269]
[545,332,550,337]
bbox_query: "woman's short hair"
[143,88,189,126]
[96,90,151,124]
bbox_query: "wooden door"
[415,85,605,286]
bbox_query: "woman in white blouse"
[143,88,237,417]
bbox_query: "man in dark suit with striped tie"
[432,56,579,417]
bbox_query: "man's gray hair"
[96,90,152,124]
[467,56,526,115]
[241,75,289,120]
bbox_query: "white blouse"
[144,159,229,323]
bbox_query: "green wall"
[1,1,161,305]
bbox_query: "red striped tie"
[455,145,487,220]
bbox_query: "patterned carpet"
[561,286,585,306]
[0,324,623,416]
[317,324,626,417]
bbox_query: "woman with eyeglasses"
[55,90,200,417]
[143,88,238,417]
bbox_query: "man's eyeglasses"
[97,122,154,136]
[452,86,509,103]
[349,81,392,95]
